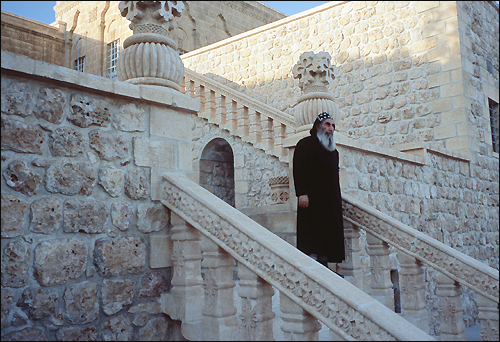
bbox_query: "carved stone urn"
[291,51,340,133]
[117,1,184,91]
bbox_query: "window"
[75,56,85,72]
[107,39,120,78]
[489,98,499,153]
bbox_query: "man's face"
[319,119,335,135]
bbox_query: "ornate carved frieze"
[341,196,499,303]
[159,173,405,341]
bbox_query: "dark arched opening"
[200,138,235,207]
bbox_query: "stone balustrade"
[158,172,435,341]
[183,69,295,162]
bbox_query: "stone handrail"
[159,172,434,341]
[342,194,499,304]
[182,68,295,162]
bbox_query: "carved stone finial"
[116,1,185,91]
[291,51,340,134]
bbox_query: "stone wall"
[0,11,66,67]
[0,52,199,340]
[181,1,499,161]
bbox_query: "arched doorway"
[200,138,235,207]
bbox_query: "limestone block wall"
[0,11,66,67]
[0,52,199,340]
[181,1,499,161]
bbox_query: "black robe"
[293,134,345,263]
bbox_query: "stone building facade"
[1,1,499,340]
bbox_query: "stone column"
[366,233,394,310]
[279,291,321,340]
[237,264,275,341]
[338,221,364,289]
[117,1,185,90]
[201,237,237,341]
[435,272,466,340]
[476,293,499,341]
[399,253,429,332]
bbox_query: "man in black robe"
[293,112,345,271]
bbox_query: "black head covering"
[310,112,333,136]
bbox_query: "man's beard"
[317,129,336,152]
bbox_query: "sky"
[0,1,330,25]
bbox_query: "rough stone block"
[19,287,58,319]
[113,103,147,132]
[99,165,124,197]
[45,160,96,196]
[139,317,169,341]
[49,127,87,157]
[34,87,67,124]
[89,130,129,161]
[68,93,110,128]
[102,279,136,316]
[1,241,31,287]
[101,314,134,341]
[1,116,45,154]
[56,326,98,341]
[1,327,47,341]
[63,199,107,234]
[94,237,146,277]
[139,272,168,298]
[33,238,87,286]
[64,281,99,324]
[3,159,42,196]
[1,80,33,117]
[30,197,62,234]
[125,168,148,200]
[1,194,28,238]
[111,202,134,231]
[137,203,169,233]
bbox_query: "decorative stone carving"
[117,1,185,90]
[291,51,340,133]
[268,176,290,204]
[366,233,394,309]
[435,273,466,340]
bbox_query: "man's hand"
[298,194,309,208]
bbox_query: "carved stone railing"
[158,172,434,341]
[182,69,295,162]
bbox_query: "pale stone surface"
[137,203,169,233]
[139,272,168,297]
[110,202,134,231]
[63,199,107,234]
[132,313,148,327]
[34,87,67,124]
[102,279,136,316]
[64,281,99,324]
[94,237,146,277]
[45,161,96,196]
[132,137,175,168]
[113,103,147,132]
[68,94,110,128]
[99,165,124,197]
[29,197,62,234]
[139,317,169,340]
[3,159,42,196]
[1,241,31,287]
[49,127,87,157]
[1,194,28,238]
[1,116,45,154]
[1,80,33,117]
[19,287,58,319]
[89,130,129,161]
[33,238,87,286]
[56,326,99,341]
[124,168,148,200]
[101,314,134,341]
[149,234,172,268]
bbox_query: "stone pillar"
[366,233,394,309]
[279,291,321,340]
[476,293,499,341]
[338,221,364,289]
[117,1,185,90]
[161,213,203,340]
[399,253,429,332]
[435,272,466,340]
[291,51,340,134]
[215,94,227,126]
[237,264,275,341]
[201,237,237,341]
